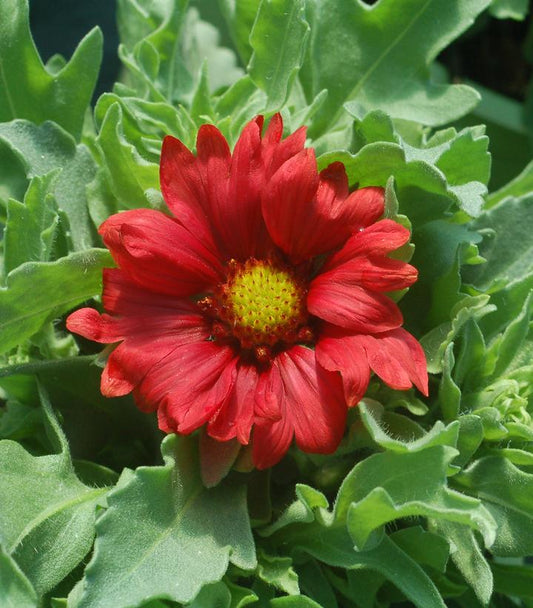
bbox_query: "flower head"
[67,114,428,469]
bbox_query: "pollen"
[216,258,308,349]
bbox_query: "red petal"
[360,329,429,395]
[316,326,371,407]
[225,117,274,259]
[139,342,237,434]
[323,219,412,268]
[308,279,403,333]
[317,256,418,293]
[262,113,307,178]
[252,415,293,470]
[252,346,346,469]
[208,364,258,444]
[99,208,223,297]
[261,149,321,261]
[342,186,385,228]
[159,135,213,245]
[262,158,384,261]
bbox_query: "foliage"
[1,0,533,607]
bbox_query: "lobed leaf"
[0,0,102,140]
[76,434,256,608]
[301,0,490,136]
[0,120,98,251]
[248,0,310,111]
[0,249,111,356]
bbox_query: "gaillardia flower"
[67,114,428,469]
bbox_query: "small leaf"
[489,0,530,20]
[0,249,111,355]
[4,172,59,274]
[257,550,299,596]
[248,0,309,111]
[358,400,459,453]
[432,521,493,605]
[336,446,496,550]
[95,103,159,209]
[77,435,256,607]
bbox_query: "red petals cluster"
[67,114,428,469]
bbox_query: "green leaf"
[4,172,59,274]
[489,0,530,19]
[358,400,459,453]
[117,1,242,103]
[487,159,533,208]
[269,596,323,608]
[466,195,533,291]
[95,103,159,209]
[76,434,256,607]
[0,383,107,597]
[217,0,259,65]
[248,0,309,111]
[336,446,496,551]
[0,249,111,356]
[492,563,533,599]
[454,456,533,556]
[432,521,492,605]
[438,343,462,422]
[296,559,338,608]
[301,0,490,136]
[256,551,299,595]
[188,581,231,608]
[296,529,447,608]
[0,120,97,251]
[390,526,449,573]
[0,0,102,140]
[421,295,495,374]
[0,547,38,608]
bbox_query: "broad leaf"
[0,0,102,140]
[76,435,256,608]
[301,0,490,136]
[0,384,107,597]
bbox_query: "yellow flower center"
[217,259,308,349]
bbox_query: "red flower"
[67,114,428,469]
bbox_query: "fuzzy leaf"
[248,0,309,111]
[432,521,492,605]
[454,456,533,556]
[0,249,111,355]
[0,0,102,140]
[95,103,159,209]
[336,446,496,550]
[0,121,97,251]
[0,384,107,597]
[301,0,490,136]
[0,547,38,608]
[4,172,59,274]
[76,435,256,608]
